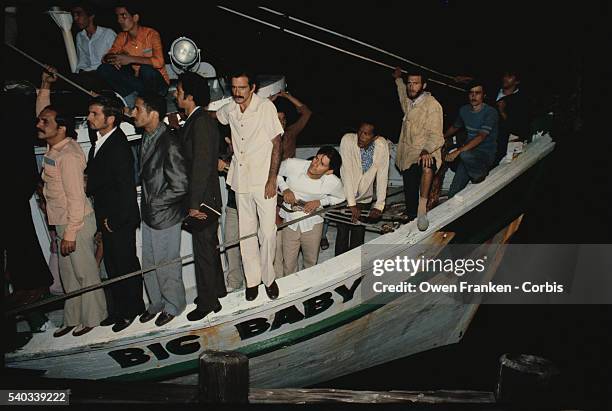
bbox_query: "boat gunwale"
[8,135,555,364]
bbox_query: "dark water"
[6,1,610,408]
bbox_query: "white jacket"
[339,133,390,211]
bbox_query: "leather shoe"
[139,311,157,324]
[187,303,221,321]
[265,281,279,300]
[112,317,134,333]
[100,316,116,327]
[320,237,329,250]
[53,326,75,338]
[72,326,94,337]
[245,285,259,301]
[155,312,175,327]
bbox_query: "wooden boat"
[6,127,555,386]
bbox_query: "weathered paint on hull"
[7,136,553,386]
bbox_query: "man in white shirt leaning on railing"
[277,147,345,275]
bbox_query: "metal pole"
[4,42,95,96]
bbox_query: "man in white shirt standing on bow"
[277,146,345,275]
[215,70,284,301]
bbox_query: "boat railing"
[6,187,404,318]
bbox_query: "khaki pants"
[56,212,107,327]
[223,207,244,289]
[282,223,324,275]
[236,191,277,287]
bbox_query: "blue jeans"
[141,221,185,316]
[97,63,168,97]
[448,148,495,198]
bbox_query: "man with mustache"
[215,70,284,301]
[35,69,107,337]
[444,80,499,198]
[97,3,169,107]
[393,67,444,231]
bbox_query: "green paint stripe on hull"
[106,301,386,382]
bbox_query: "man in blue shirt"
[443,80,499,198]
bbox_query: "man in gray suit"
[131,93,188,327]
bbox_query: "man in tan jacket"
[336,120,389,256]
[393,67,444,231]
[37,68,107,337]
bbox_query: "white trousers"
[236,191,277,287]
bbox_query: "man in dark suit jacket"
[86,95,144,332]
[132,93,189,327]
[176,72,227,321]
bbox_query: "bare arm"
[264,135,282,199]
[36,66,56,116]
[268,135,282,180]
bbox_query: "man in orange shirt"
[97,3,169,106]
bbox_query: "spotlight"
[168,36,200,73]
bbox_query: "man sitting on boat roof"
[277,146,345,275]
[97,2,169,108]
[443,79,499,198]
[336,119,389,256]
[71,2,116,91]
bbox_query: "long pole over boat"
[216,5,465,92]
[4,42,95,97]
[258,6,457,82]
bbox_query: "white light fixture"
[168,37,200,73]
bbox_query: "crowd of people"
[6,2,531,339]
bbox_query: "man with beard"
[214,70,284,301]
[86,95,144,332]
[131,94,188,327]
[71,2,115,90]
[97,3,169,107]
[176,72,227,320]
[393,67,444,231]
[444,80,499,198]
